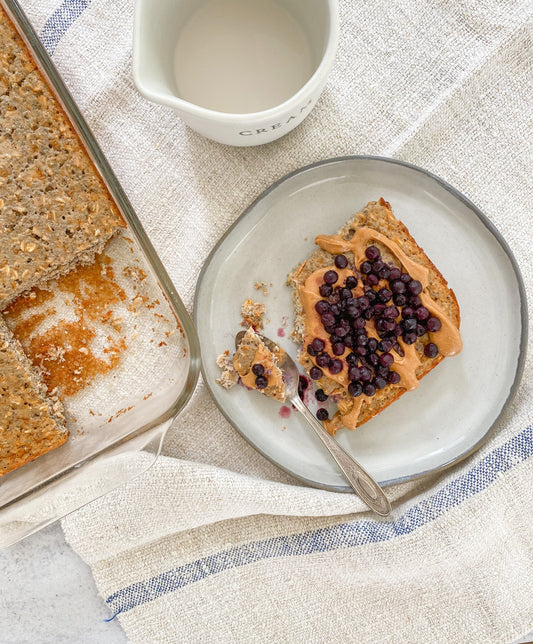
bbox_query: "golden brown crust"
[288,198,461,430]
[0,316,67,477]
[0,6,125,309]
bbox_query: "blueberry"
[427,316,442,332]
[348,365,361,381]
[393,293,407,307]
[378,288,392,303]
[374,377,387,390]
[403,332,417,345]
[360,261,373,274]
[319,284,332,297]
[252,364,264,376]
[367,338,378,352]
[332,342,345,356]
[408,280,422,295]
[346,352,358,365]
[410,295,422,308]
[255,375,268,389]
[401,318,417,332]
[315,388,328,402]
[389,267,402,281]
[376,365,390,378]
[348,382,363,397]
[345,275,358,289]
[310,338,325,353]
[321,312,335,328]
[378,266,391,281]
[356,334,368,347]
[416,324,426,337]
[335,255,348,269]
[365,245,381,261]
[309,366,323,380]
[329,359,343,375]
[415,306,430,321]
[344,334,355,348]
[366,274,379,286]
[400,272,412,284]
[379,352,394,368]
[424,342,439,358]
[388,371,401,384]
[402,306,415,319]
[378,338,394,352]
[307,344,318,357]
[367,353,379,366]
[316,353,331,368]
[390,280,406,294]
[378,319,396,333]
[346,304,359,318]
[324,270,339,285]
[383,305,399,320]
[359,366,372,381]
[372,260,385,273]
[315,300,330,315]
[363,383,377,397]
[316,408,329,421]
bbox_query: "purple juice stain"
[279,406,291,418]
[277,327,285,337]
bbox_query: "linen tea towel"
[15,0,533,641]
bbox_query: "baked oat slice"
[0,6,125,309]
[0,315,67,476]
[288,198,462,434]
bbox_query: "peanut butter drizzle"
[298,226,462,431]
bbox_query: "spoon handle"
[291,396,391,516]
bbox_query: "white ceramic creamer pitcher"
[133,0,339,146]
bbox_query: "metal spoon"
[236,331,391,516]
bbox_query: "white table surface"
[0,524,126,643]
[1,523,532,644]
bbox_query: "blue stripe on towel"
[40,0,91,55]
[105,425,533,617]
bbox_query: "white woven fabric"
[18,0,533,641]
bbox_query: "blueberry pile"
[308,245,442,420]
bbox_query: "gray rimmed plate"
[194,157,527,491]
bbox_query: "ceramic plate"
[194,157,527,491]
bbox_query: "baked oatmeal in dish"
[0,5,125,475]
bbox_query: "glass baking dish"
[0,0,201,549]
